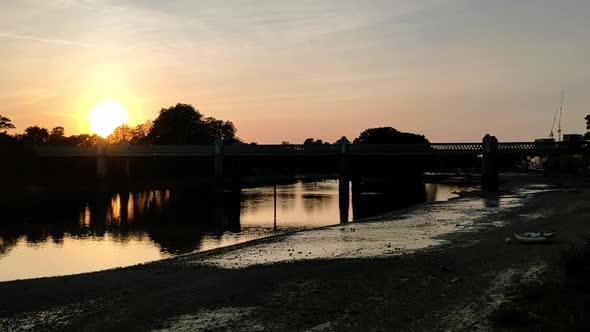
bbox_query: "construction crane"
[549,90,564,141]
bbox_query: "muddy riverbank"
[1,174,589,331]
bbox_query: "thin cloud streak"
[1,0,589,141]
[43,111,79,119]
[0,32,95,48]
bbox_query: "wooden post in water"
[338,137,351,223]
[481,134,499,191]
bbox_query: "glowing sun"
[88,100,129,137]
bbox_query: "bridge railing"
[35,146,97,157]
[431,143,482,152]
[30,141,580,157]
[351,143,432,155]
[108,145,213,156]
[497,142,563,154]
[350,143,485,155]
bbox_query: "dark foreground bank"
[1,176,589,331]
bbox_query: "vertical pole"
[482,135,499,191]
[274,184,277,230]
[352,166,362,220]
[338,137,351,223]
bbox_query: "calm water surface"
[0,180,473,281]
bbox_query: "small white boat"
[513,232,557,243]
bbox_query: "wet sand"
[1,175,589,331]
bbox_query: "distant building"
[563,134,584,143]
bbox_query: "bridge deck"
[30,142,579,157]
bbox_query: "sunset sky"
[1,0,589,143]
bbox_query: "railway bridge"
[30,137,585,222]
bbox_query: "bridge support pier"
[338,137,351,223]
[96,142,108,179]
[481,135,499,191]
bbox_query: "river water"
[0,180,475,281]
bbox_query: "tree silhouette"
[65,134,100,147]
[1,103,241,147]
[49,127,66,145]
[147,103,239,145]
[0,115,15,132]
[147,104,205,145]
[584,115,590,140]
[107,121,154,145]
[22,126,49,145]
[203,117,239,144]
[303,138,326,145]
[107,124,133,144]
[353,127,429,144]
[130,121,153,144]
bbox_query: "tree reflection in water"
[0,189,241,258]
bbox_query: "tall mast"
[549,106,558,139]
[558,90,564,141]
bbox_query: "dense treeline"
[1,103,431,147]
[302,128,429,146]
[0,103,241,146]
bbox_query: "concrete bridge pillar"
[338,137,351,223]
[96,141,108,178]
[481,134,499,191]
